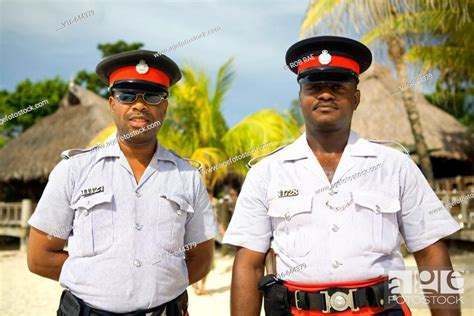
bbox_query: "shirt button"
[83,209,89,216]
[332,260,341,269]
[284,211,290,220]
[375,205,381,213]
[135,192,142,198]
[133,259,142,267]
[332,224,339,232]
[135,223,143,231]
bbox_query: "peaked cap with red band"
[96,50,182,94]
[285,36,372,84]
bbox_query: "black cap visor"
[109,80,169,96]
[297,66,359,84]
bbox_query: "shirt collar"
[283,130,377,162]
[94,132,177,165]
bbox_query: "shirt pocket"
[353,191,400,254]
[158,194,195,256]
[70,192,114,257]
[268,195,314,258]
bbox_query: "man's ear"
[298,84,303,104]
[109,96,116,113]
[162,99,169,115]
[353,89,360,111]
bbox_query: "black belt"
[288,280,395,313]
[258,275,398,315]
[57,290,187,316]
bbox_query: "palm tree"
[91,59,300,191]
[300,0,471,184]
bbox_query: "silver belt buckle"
[320,289,359,313]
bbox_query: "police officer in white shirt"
[223,36,461,316]
[27,50,218,315]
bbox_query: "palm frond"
[406,45,474,81]
[191,147,229,190]
[221,109,300,174]
[88,124,116,146]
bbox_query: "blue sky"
[0,0,433,127]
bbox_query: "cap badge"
[318,50,332,65]
[136,60,149,74]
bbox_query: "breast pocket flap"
[70,192,114,210]
[268,195,312,218]
[354,191,400,214]
[161,194,195,214]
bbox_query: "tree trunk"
[386,35,435,186]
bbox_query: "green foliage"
[425,83,474,132]
[289,99,304,127]
[0,77,67,145]
[74,41,145,97]
[98,41,145,57]
[161,59,233,154]
[222,109,301,174]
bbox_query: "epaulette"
[246,145,287,169]
[368,139,410,155]
[60,144,100,160]
[169,149,203,171]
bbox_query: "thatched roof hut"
[0,84,112,199]
[353,64,473,165]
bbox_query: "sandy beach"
[1,250,473,315]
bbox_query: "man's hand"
[185,239,214,284]
[413,240,461,316]
[230,247,266,316]
[27,227,68,281]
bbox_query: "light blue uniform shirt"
[223,131,461,283]
[29,134,218,312]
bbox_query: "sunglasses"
[114,91,168,105]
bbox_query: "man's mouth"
[313,103,338,111]
[128,116,150,128]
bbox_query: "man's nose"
[317,88,335,100]
[130,96,149,111]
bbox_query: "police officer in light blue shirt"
[27,50,218,315]
[223,37,461,316]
